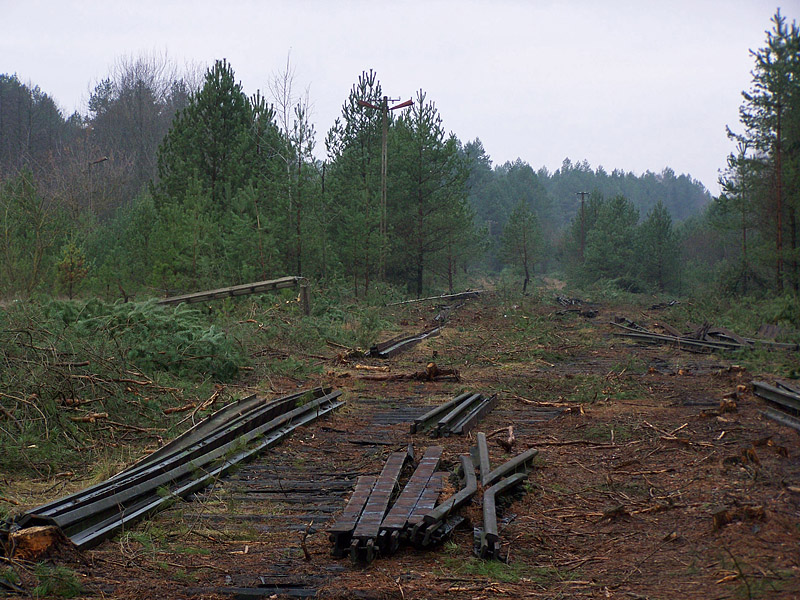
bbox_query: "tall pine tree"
[390,90,470,297]
[726,10,800,292]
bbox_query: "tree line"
[1,10,796,301]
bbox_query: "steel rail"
[411,455,477,546]
[410,392,473,434]
[350,451,408,562]
[156,276,303,306]
[368,326,441,358]
[480,472,526,559]
[475,432,492,486]
[19,389,342,548]
[118,388,319,476]
[69,398,344,549]
[436,393,483,436]
[761,408,800,432]
[328,476,378,557]
[483,447,539,488]
[450,394,498,435]
[612,329,745,352]
[26,389,333,522]
[378,446,442,554]
[753,380,800,413]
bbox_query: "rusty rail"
[480,472,526,559]
[483,447,539,488]
[328,476,378,557]
[450,394,498,435]
[378,446,443,555]
[349,451,409,562]
[410,455,477,547]
[368,326,441,358]
[475,432,491,485]
[412,391,498,437]
[411,392,472,434]
[753,380,800,432]
[436,393,483,436]
[157,276,306,307]
[18,387,343,548]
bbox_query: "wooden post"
[301,282,310,316]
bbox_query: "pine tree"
[155,59,252,211]
[324,70,384,296]
[583,195,639,285]
[57,240,89,299]
[636,200,679,291]
[727,10,800,291]
[500,200,541,294]
[390,90,470,297]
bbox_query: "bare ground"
[11,293,800,599]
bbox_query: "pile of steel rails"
[367,326,441,358]
[370,291,484,358]
[410,391,499,437]
[328,437,538,564]
[753,380,800,432]
[611,319,799,353]
[11,387,344,549]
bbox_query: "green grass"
[32,564,83,599]
[441,557,531,583]
[441,556,577,585]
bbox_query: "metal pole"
[577,191,588,259]
[357,97,412,281]
[88,156,108,214]
[381,96,389,279]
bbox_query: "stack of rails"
[411,391,499,437]
[15,387,344,549]
[329,437,539,563]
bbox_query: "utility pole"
[577,191,589,259]
[736,142,749,295]
[358,95,413,278]
[88,156,108,214]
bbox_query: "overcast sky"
[2,0,791,194]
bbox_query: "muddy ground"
[10,293,800,599]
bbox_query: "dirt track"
[33,294,800,599]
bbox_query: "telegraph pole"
[358,95,413,278]
[577,191,589,259]
[88,156,108,213]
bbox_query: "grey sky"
[2,0,790,194]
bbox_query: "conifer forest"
[1,8,799,600]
